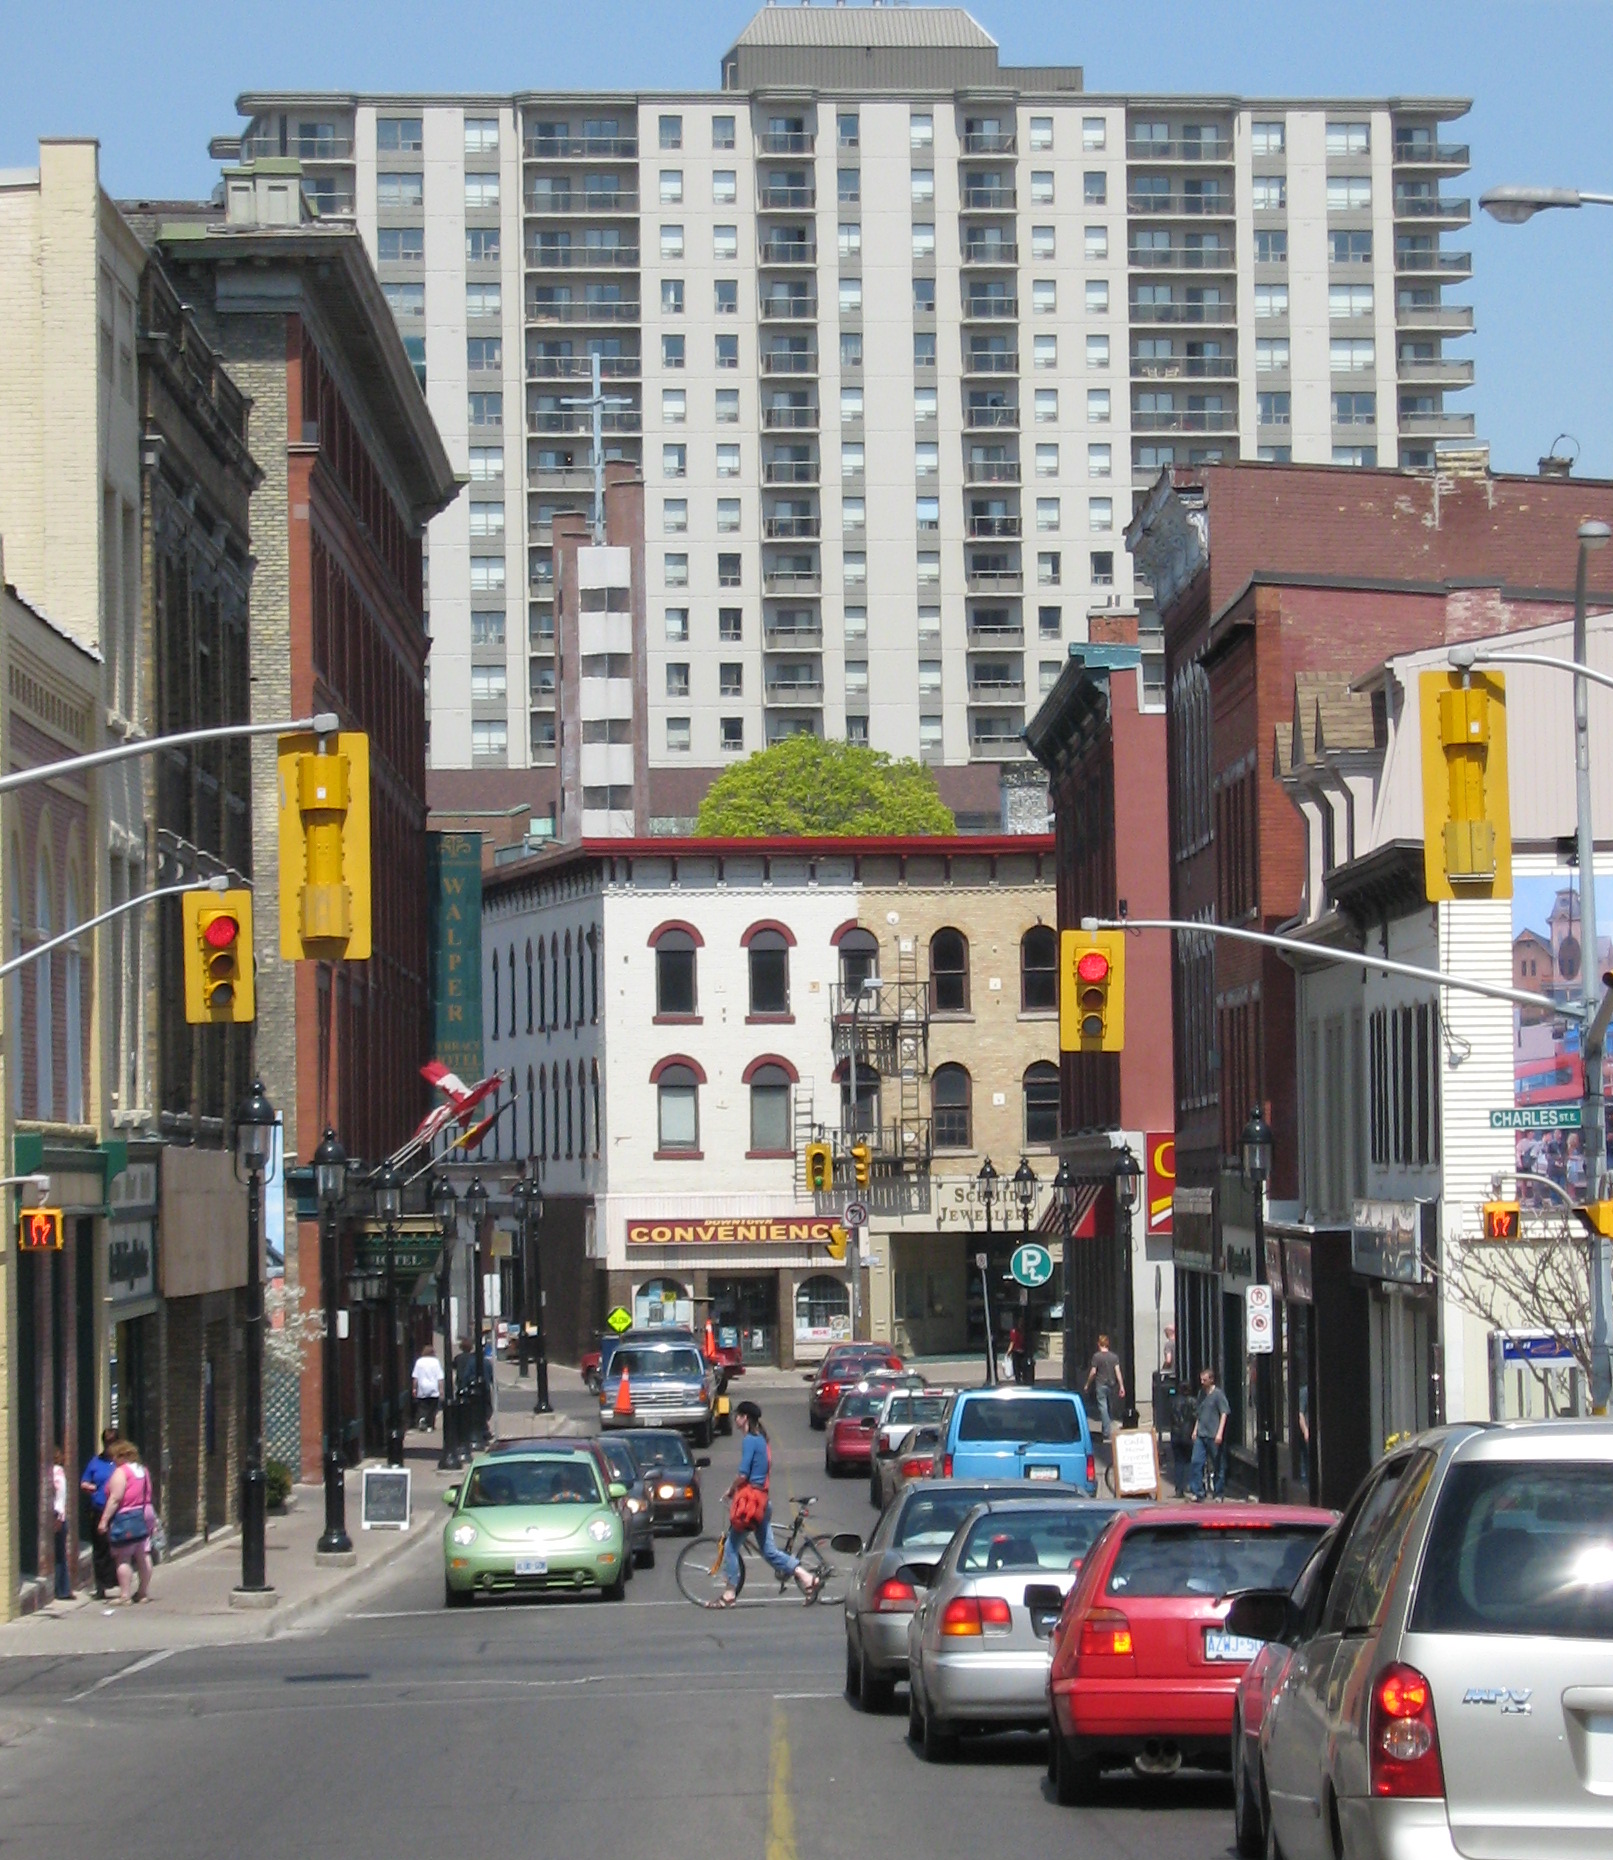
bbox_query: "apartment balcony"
[763,457,820,485]
[525,297,641,324]
[523,134,638,159]
[762,567,822,594]
[763,616,823,649]
[969,720,1029,759]
[1399,410,1477,438]
[1394,193,1471,223]
[964,458,1021,484]
[241,129,357,161]
[1131,409,1237,433]
[962,239,1019,267]
[760,349,819,376]
[527,463,596,490]
[1125,136,1232,162]
[1129,244,1236,270]
[963,294,1019,321]
[763,514,821,539]
[526,355,639,380]
[524,189,639,215]
[967,514,1022,539]
[761,129,815,155]
[1130,355,1238,381]
[1397,356,1476,386]
[759,237,817,267]
[765,676,825,705]
[759,184,816,211]
[1395,301,1475,333]
[965,405,1020,430]
[1127,190,1234,217]
[759,295,818,322]
[966,616,1024,644]
[961,187,1016,212]
[965,563,1023,592]
[1393,138,1469,168]
[527,244,640,270]
[1129,301,1236,325]
[961,130,1017,155]
[1395,247,1473,277]
[964,349,1019,375]
[528,407,642,435]
[304,187,357,217]
[762,404,819,431]
[968,674,1026,701]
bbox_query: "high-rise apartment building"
[211,3,1473,831]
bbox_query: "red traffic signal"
[1075,949,1111,985]
[202,912,240,950]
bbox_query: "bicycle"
[676,1492,846,1609]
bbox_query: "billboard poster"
[427,831,484,1081]
[1511,873,1613,1201]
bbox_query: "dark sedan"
[595,1433,656,1569]
[620,1428,709,1534]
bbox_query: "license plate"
[1025,1464,1060,1481]
[1204,1629,1263,1662]
[514,1558,548,1577]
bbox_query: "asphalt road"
[0,1382,1230,1860]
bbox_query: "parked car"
[599,1340,718,1445]
[906,1498,1133,1760]
[843,1479,1086,1711]
[594,1433,657,1570]
[891,1426,942,1497]
[809,1344,906,1428]
[826,1385,893,1478]
[1045,1502,1332,1803]
[442,1448,628,1605]
[931,1386,1098,1492]
[620,1428,709,1534]
[1229,1421,1613,1860]
[870,1389,955,1510]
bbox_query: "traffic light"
[1420,670,1511,902]
[1575,1202,1613,1239]
[852,1143,872,1188]
[805,1141,834,1194]
[278,731,372,961]
[17,1207,63,1251]
[1059,929,1126,1053]
[1481,1200,1521,1240]
[825,1224,849,1262]
[183,889,256,1023]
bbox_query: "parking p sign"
[1245,1283,1275,1355]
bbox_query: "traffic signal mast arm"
[0,875,227,979]
[0,711,338,796]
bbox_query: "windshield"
[613,1347,704,1379]
[836,1392,885,1420]
[888,1395,949,1425]
[822,1352,888,1378]
[1107,1524,1324,1598]
[959,1506,1120,1573]
[957,1395,1083,1445]
[1410,1461,1613,1640]
[465,1460,602,1508]
[623,1432,694,1473]
[597,1440,637,1483]
[895,1490,998,1551]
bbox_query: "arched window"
[507,944,516,1037]
[746,927,791,1017]
[837,1059,880,1137]
[655,1061,701,1153]
[1021,925,1058,1012]
[1023,1061,1061,1147]
[35,843,53,1119]
[7,839,21,1115]
[930,927,970,1014]
[591,1059,602,1156]
[748,1062,792,1153]
[538,938,548,1031]
[837,926,879,994]
[550,932,560,1025]
[653,927,699,1017]
[588,929,599,1023]
[64,869,83,1124]
[564,930,573,1027]
[526,1065,535,1157]
[539,1067,549,1157]
[525,941,534,1034]
[795,1273,851,1345]
[636,1275,688,1328]
[551,1062,561,1158]
[577,1061,588,1159]
[565,1060,574,1156]
[932,1063,973,1150]
[490,948,501,1042]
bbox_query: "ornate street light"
[313,1128,351,1556]
[430,1174,461,1470]
[1012,1155,1038,1232]
[1240,1106,1279,1503]
[373,1160,404,1467]
[512,1167,550,1415]
[232,1080,275,1600]
[466,1175,490,1448]
[975,1157,1000,1384]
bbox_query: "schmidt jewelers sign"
[628,1215,841,1246]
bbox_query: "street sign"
[606,1306,633,1334]
[1010,1242,1055,1288]
[1245,1283,1275,1355]
[974,1252,988,1271]
[1489,1105,1580,1130]
[844,1200,869,1228]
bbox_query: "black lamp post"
[975,1157,999,1385]
[314,1128,352,1555]
[512,1166,550,1415]
[1240,1105,1279,1504]
[1113,1146,1142,1430]
[233,1079,276,1598]
[1012,1157,1039,1383]
[466,1174,490,1448]
[432,1173,461,1470]
[1053,1156,1077,1391]
[1012,1155,1038,1234]
[373,1160,404,1468]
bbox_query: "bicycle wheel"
[795,1533,846,1608]
[676,1533,744,1609]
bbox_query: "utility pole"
[561,352,632,544]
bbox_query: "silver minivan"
[1228,1420,1613,1860]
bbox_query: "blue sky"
[3,0,1608,478]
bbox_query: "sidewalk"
[1,1408,577,1660]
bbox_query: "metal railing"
[967,515,1022,538]
[765,679,825,703]
[1395,249,1472,273]
[1395,302,1474,330]
[760,297,818,321]
[761,350,819,375]
[1129,245,1235,269]
[1125,137,1232,162]
[963,241,1019,266]
[962,188,1016,211]
[525,299,641,323]
[1131,409,1236,432]
[526,355,639,379]
[965,406,1020,428]
[1397,357,1475,384]
[763,459,819,484]
[964,350,1019,373]
[759,240,817,266]
[763,623,823,648]
[963,295,1019,320]
[527,245,640,269]
[762,570,822,593]
[759,185,816,210]
[524,190,638,215]
[961,131,1017,154]
[1393,140,1469,165]
[1129,302,1236,324]
[1128,191,1234,216]
[523,135,638,159]
[967,620,1024,642]
[1131,356,1237,380]
[1399,410,1476,436]
[968,676,1026,700]
[764,515,821,539]
[762,405,819,430]
[964,459,1021,483]
[1394,194,1471,220]
[761,130,815,154]
[965,566,1024,589]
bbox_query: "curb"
[267,1513,438,1637]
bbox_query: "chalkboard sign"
[361,1467,412,1531]
[1111,1428,1162,1500]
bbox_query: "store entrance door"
[707,1276,779,1366]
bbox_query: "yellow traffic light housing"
[1574,1202,1613,1240]
[278,731,372,961]
[183,889,256,1023]
[1060,930,1126,1053]
[805,1141,834,1194]
[17,1207,64,1251]
[825,1224,849,1262]
[852,1143,872,1188]
[1420,670,1511,902]
[1481,1200,1521,1240]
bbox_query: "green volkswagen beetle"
[443,1448,628,1606]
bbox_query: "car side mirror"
[695,1456,711,1469]
[897,1561,937,1591]
[829,1531,863,1555]
[1224,1589,1291,1644]
[608,1482,627,1500]
[443,1486,460,1507]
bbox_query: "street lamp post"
[976,1157,999,1384]
[845,973,880,1341]
[314,1128,352,1556]
[466,1175,489,1448]
[1013,1157,1038,1382]
[1053,1157,1077,1391]
[513,1166,550,1414]
[1113,1147,1142,1431]
[1240,1107,1279,1504]
[233,1079,276,1599]
[373,1160,404,1468]
[431,1174,461,1471]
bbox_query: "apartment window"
[1088,442,1112,478]
[704,170,735,209]
[468,336,503,374]
[1333,391,1377,425]
[715,662,743,701]
[662,388,686,423]
[930,928,970,1013]
[919,715,943,756]
[1090,550,1115,586]
[917,659,943,698]
[716,333,739,369]
[1023,1062,1060,1146]
[1251,176,1287,211]
[844,552,867,587]
[841,385,864,422]
[716,443,740,478]
[1080,116,1103,151]
[916,550,940,586]
[838,276,862,314]
[1088,388,1111,423]
[664,553,688,587]
[1257,445,1292,464]
[1331,337,1376,371]
[1250,120,1286,156]
[665,607,689,642]
[932,1064,973,1150]
[470,610,506,646]
[665,663,691,701]
[838,222,862,258]
[913,276,937,314]
[838,167,860,206]
[845,606,869,640]
[843,442,866,477]
[468,502,504,537]
[1084,225,1108,260]
[1035,605,1060,639]
[711,113,736,150]
[717,497,740,532]
[1038,551,1062,587]
[1086,334,1110,369]
[1333,445,1377,467]
[663,498,688,534]
[470,665,507,701]
[1327,176,1372,211]
[384,281,424,318]
[838,111,860,148]
[713,224,738,259]
[916,496,940,532]
[1031,225,1055,260]
[1089,497,1114,532]
[377,172,424,209]
[1036,497,1061,532]
[378,116,423,152]
[911,168,935,204]
[910,112,933,150]
[1040,659,1061,696]
[714,279,738,315]
[718,553,742,588]
[1028,442,1057,478]
[661,333,685,369]
[917,605,941,641]
[1084,278,1110,315]
[659,113,682,151]
[465,282,500,318]
[719,608,743,642]
[465,172,499,209]
[466,228,499,262]
[914,331,937,368]
[663,443,687,478]
[716,388,740,423]
[660,224,684,259]
[468,392,502,427]
[661,278,685,314]
[666,717,691,752]
[1326,120,1370,156]
[1254,230,1288,264]
[472,721,507,760]
[657,1065,700,1152]
[378,227,424,262]
[1032,279,1057,314]
[658,169,684,207]
[1255,337,1290,372]
[915,386,938,422]
[1084,171,1109,207]
[468,451,504,489]
[1254,283,1289,319]
[1136,444,1175,471]
[1332,230,1373,264]
[843,497,866,533]
[912,223,936,259]
[1330,283,1374,319]
[1035,388,1059,423]
[1257,390,1292,426]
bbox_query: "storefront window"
[795,1273,851,1346]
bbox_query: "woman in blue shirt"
[721,1401,820,1606]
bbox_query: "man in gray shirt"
[1190,1367,1231,1499]
[1085,1333,1125,1439]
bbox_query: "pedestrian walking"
[80,1426,118,1600]
[1006,1318,1025,1385]
[99,1440,155,1604]
[51,1447,72,1600]
[412,1344,444,1431]
[1085,1332,1127,1440]
[719,1402,820,1606]
[1188,1367,1231,1500]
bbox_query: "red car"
[823,1387,889,1477]
[1046,1503,1333,1805]
[808,1345,904,1429]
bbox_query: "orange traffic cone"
[613,1367,633,1417]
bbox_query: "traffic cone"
[613,1367,633,1418]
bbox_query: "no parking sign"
[1245,1283,1275,1355]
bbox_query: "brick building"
[1128,456,1613,1491]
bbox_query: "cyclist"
[720,1401,821,1606]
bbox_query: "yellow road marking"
[767,1704,797,1860]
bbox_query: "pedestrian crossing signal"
[18,1207,64,1251]
[1481,1201,1521,1240]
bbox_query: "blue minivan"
[931,1388,1096,1493]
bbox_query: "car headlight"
[657,1482,678,1500]
[451,1523,478,1547]
[587,1516,615,1542]
[626,1497,646,1513]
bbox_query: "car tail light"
[900,1456,933,1479]
[978,1596,1012,1633]
[941,1596,983,1636]
[1077,1607,1134,1659]
[1085,1452,1096,1489]
[876,1431,891,1454]
[874,1578,917,1612]
[941,1454,953,1477]
[1370,1663,1445,1799]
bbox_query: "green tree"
[695,735,955,837]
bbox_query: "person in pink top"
[98,1440,154,1604]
